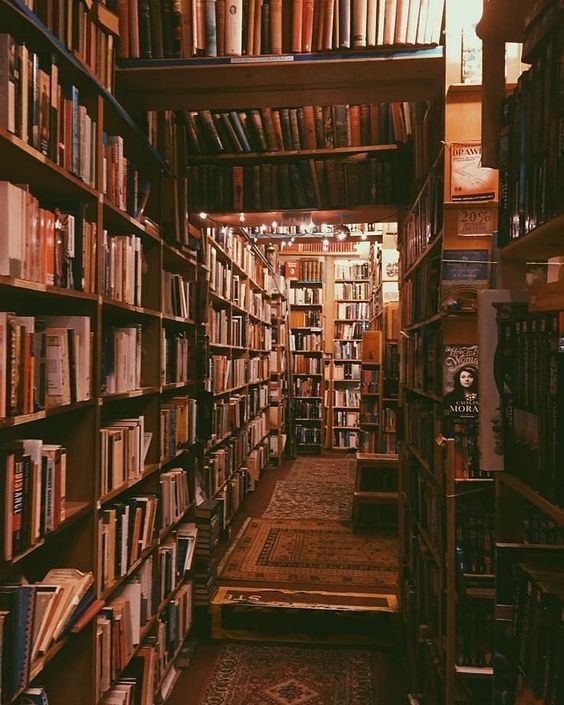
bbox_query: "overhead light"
[322,238,329,247]
[239,213,245,222]
[199,212,207,219]
[272,221,277,228]
[360,232,367,241]
[335,224,350,241]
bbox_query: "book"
[449,141,498,202]
[442,344,479,478]
[440,248,490,313]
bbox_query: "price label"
[457,207,494,236]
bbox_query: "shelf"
[454,665,494,678]
[497,472,564,525]
[100,542,158,600]
[116,47,445,111]
[101,387,161,401]
[0,399,97,429]
[0,276,99,302]
[401,230,443,280]
[102,298,161,318]
[499,213,564,261]
[187,143,398,162]
[98,463,161,506]
[476,0,534,42]
[102,199,162,242]
[402,385,442,403]
[208,206,400,227]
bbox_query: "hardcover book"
[440,248,490,313]
[442,343,480,478]
[449,141,498,202]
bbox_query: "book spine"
[205,0,218,55]
[224,0,243,55]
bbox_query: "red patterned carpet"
[199,643,385,705]
[218,517,398,593]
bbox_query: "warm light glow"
[360,232,367,241]
[272,221,277,228]
[239,213,245,222]
[322,238,329,247]
[281,240,287,247]
[199,212,207,219]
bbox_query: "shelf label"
[281,212,313,227]
[457,207,494,236]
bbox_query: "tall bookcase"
[399,2,504,703]
[477,2,564,704]
[0,0,454,701]
[0,1,205,703]
[286,259,324,454]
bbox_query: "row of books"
[209,249,272,319]
[401,253,440,325]
[0,569,95,701]
[334,409,359,427]
[162,271,195,321]
[159,468,191,529]
[334,340,361,359]
[289,310,321,328]
[293,354,322,374]
[334,320,369,340]
[498,19,562,246]
[102,232,143,306]
[334,261,369,279]
[400,324,442,396]
[247,319,272,350]
[288,286,321,305]
[206,227,272,289]
[361,367,379,392]
[405,455,443,549]
[103,134,152,219]
[334,282,369,299]
[100,415,151,498]
[334,389,360,406]
[336,302,369,319]
[101,325,143,396]
[212,393,249,439]
[208,355,261,393]
[455,509,494,576]
[381,404,397,432]
[98,495,159,593]
[187,156,397,212]
[183,102,412,156]
[0,314,92,419]
[117,0,444,58]
[161,330,190,385]
[402,166,442,270]
[160,396,198,461]
[0,36,97,184]
[285,259,323,281]
[0,182,96,292]
[1,440,66,562]
[19,0,117,90]
[498,305,564,505]
[360,399,378,423]
[290,331,322,351]
[333,428,360,448]
[295,424,321,445]
[294,377,321,396]
[455,603,493,668]
[294,398,321,419]
[334,361,361,380]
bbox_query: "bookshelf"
[399,2,501,703]
[0,1,206,702]
[477,4,564,701]
[286,260,324,454]
[268,259,288,466]
[330,257,370,450]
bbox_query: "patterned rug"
[199,643,384,705]
[263,480,354,520]
[218,518,398,593]
[287,456,356,483]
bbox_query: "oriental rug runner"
[218,518,398,593]
[199,643,386,705]
[263,479,354,520]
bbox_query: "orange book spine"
[270,0,283,53]
[292,0,303,51]
[322,0,334,49]
[216,0,226,54]
[349,104,361,146]
[301,0,314,52]
[302,105,316,149]
[246,0,256,54]
[252,0,262,55]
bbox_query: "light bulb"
[360,232,367,241]
[272,221,277,228]
[239,213,245,222]
[199,212,207,219]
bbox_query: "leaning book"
[449,141,498,202]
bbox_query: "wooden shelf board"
[401,230,443,280]
[0,276,99,302]
[102,387,160,401]
[499,214,564,260]
[187,143,399,162]
[208,206,400,227]
[454,665,494,677]
[476,0,535,42]
[498,472,564,525]
[116,47,444,111]
[0,399,96,429]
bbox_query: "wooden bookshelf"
[116,47,445,111]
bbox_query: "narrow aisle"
[167,454,405,705]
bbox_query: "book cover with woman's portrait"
[443,344,480,477]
